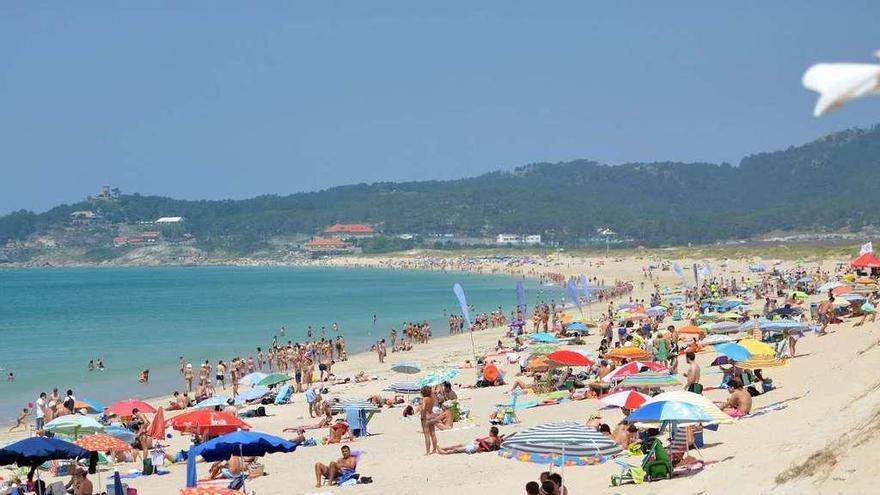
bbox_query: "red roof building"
[323,224,375,238]
[851,252,880,268]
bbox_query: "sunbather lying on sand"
[438,426,504,454]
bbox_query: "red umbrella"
[602,360,666,382]
[546,349,594,367]
[598,390,651,410]
[167,410,250,437]
[148,407,166,440]
[106,399,156,417]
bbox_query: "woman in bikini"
[420,386,439,455]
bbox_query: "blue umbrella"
[391,362,421,374]
[713,343,752,362]
[189,430,297,462]
[236,386,269,402]
[566,323,589,331]
[193,395,243,409]
[0,437,92,467]
[528,332,560,344]
[105,426,136,444]
[625,400,713,423]
[240,372,268,387]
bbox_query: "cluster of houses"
[112,217,187,247]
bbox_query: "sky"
[2,1,879,214]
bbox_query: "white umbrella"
[802,51,880,116]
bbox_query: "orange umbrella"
[605,347,650,361]
[678,325,705,335]
[526,356,554,372]
[148,407,166,440]
[856,276,876,285]
[75,433,131,452]
[180,488,240,495]
[832,285,853,296]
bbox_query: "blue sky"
[2,1,879,214]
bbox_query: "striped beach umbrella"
[618,371,681,389]
[598,390,650,410]
[499,422,622,466]
[709,321,741,334]
[420,369,459,386]
[330,400,381,413]
[388,381,421,394]
[735,355,787,370]
[701,334,735,346]
[602,361,666,383]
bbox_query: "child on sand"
[8,407,30,432]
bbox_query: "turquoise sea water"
[0,266,546,423]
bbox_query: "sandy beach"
[3,253,879,495]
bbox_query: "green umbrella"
[789,291,808,300]
[44,415,105,439]
[257,373,292,387]
[530,345,557,356]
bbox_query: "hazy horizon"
[2,1,880,214]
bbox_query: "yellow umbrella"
[718,311,743,321]
[640,390,734,424]
[736,355,787,370]
[559,313,574,322]
[738,338,775,356]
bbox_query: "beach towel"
[345,407,368,437]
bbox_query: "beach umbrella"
[602,361,666,383]
[148,407,166,440]
[44,415,105,438]
[330,400,382,413]
[547,349,594,367]
[617,302,637,310]
[604,347,650,361]
[167,410,251,437]
[240,372,268,387]
[420,369,459,386]
[106,399,155,417]
[738,339,775,356]
[193,395,243,409]
[717,311,743,321]
[257,373,292,387]
[598,390,650,410]
[566,322,589,332]
[618,372,681,389]
[391,362,421,374]
[626,312,649,321]
[833,285,854,296]
[499,422,622,466]
[526,355,555,372]
[710,321,742,335]
[571,320,597,328]
[388,381,421,394]
[817,281,844,292]
[236,386,270,403]
[0,437,93,471]
[713,343,752,362]
[789,291,809,300]
[640,391,733,424]
[646,306,667,317]
[702,334,735,346]
[735,355,787,370]
[75,434,131,453]
[528,332,560,344]
[74,400,104,414]
[840,292,866,302]
[856,276,876,285]
[529,344,557,356]
[710,355,733,367]
[189,430,297,462]
[678,325,705,336]
[104,426,136,444]
[626,400,712,423]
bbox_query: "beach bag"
[256,406,267,417]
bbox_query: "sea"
[0,266,552,424]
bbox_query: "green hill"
[3,125,880,253]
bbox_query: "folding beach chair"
[643,439,673,481]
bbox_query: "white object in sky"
[802,50,880,117]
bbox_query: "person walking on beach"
[377,339,387,364]
[216,360,226,390]
[817,295,834,336]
